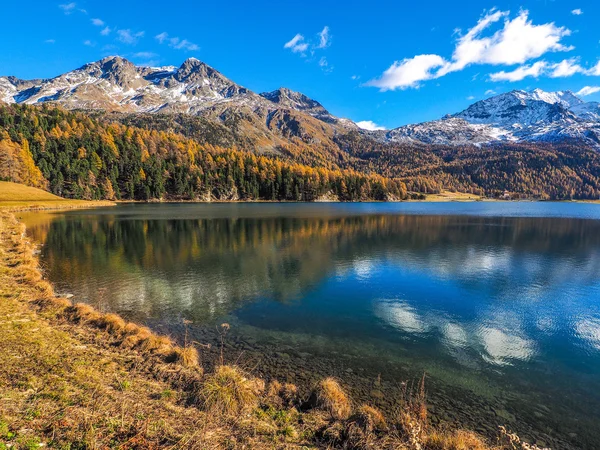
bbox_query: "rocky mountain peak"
[260,87,336,122]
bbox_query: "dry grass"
[350,404,387,433]
[425,429,490,450]
[199,365,264,415]
[267,380,299,408]
[0,181,115,210]
[172,345,200,368]
[310,377,352,420]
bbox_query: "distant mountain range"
[1,56,600,149]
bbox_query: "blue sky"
[0,0,599,129]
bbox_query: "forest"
[0,104,406,201]
[2,103,600,201]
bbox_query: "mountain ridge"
[1,56,600,150]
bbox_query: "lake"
[21,202,600,449]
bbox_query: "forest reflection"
[24,210,600,325]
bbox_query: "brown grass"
[425,429,490,450]
[350,404,387,433]
[172,345,200,368]
[311,377,352,420]
[200,365,264,416]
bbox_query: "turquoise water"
[21,202,600,448]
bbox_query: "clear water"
[21,202,600,449]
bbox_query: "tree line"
[0,104,407,201]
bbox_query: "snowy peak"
[452,89,578,127]
[529,88,583,108]
[382,89,600,147]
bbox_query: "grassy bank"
[0,198,547,449]
[0,181,115,211]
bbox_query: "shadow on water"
[21,203,600,449]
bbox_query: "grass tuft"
[200,365,263,416]
[171,346,200,368]
[97,313,127,334]
[425,429,490,450]
[310,377,352,420]
[350,404,387,433]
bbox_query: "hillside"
[0,104,406,202]
[0,181,62,202]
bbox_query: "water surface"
[21,202,600,449]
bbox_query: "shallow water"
[21,202,600,449]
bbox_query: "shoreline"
[0,202,560,449]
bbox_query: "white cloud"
[489,60,547,82]
[549,58,585,77]
[83,40,95,47]
[365,54,446,90]
[439,9,572,75]
[170,38,199,51]
[588,61,600,76]
[45,39,56,44]
[571,9,583,15]
[489,58,598,82]
[317,26,330,49]
[467,95,475,100]
[351,75,360,80]
[100,26,111,36]
[367,9,574,90]
[91,18,104,26]
[576,86,600,97]
[117,29,144,45]
[155,32,199,51]
[485,89,497,95]
[284,34,308,53]
[58,2,76,14]
[356,120,386,131]
[285,27,331,56]
[155,32,168,44]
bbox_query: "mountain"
[4,58,600,200]
[376,89,600,147]
[2,58,599,149]
[0,56,363,169]
[0,56,258,113]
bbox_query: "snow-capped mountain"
[1,58,599,148]
[0,56,356,128]
[0,56,265,114]
[378,89,600,146]
[0,56,362,160]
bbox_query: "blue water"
[21,202,600,448]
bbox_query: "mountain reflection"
[24,211,600,333]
